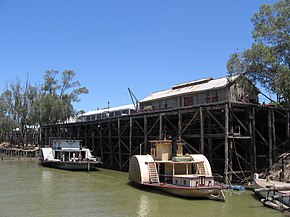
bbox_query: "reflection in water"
[137,195,150,217]
[0,161,286,217]
[41,169,53,185]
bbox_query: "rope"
[232,138,249,181]
[226,161,244,181]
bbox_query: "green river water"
[0,160,287,217]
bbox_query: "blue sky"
[0,0,277,111]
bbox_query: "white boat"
[253,173,290,211]
[129,140,225,201]
[39,139,102,171]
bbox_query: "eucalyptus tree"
[227,0,290,107]
[0,88,16,142]
[0,70,88,146]
[0,78,37,146]
[33,70,89,125]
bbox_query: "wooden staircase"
[148,162,160,183]
[197,162,207,175]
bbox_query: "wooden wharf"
[40,101,290,183]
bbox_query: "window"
[195,94,199,104]
[115,111,122,116]
[212,91,219,102]
[164,100,168,109]
[184,97,193,107]
[206,92,210,103]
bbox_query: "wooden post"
[207,111,213,166]
[118,118,122,170]
[178,110,182,141]
[229,104,233,181]
[252,107,257,173]
[144,115,148,154]
[272,110,276,160]
[200,107,205,154]
[287,110,290,148]
[108,121,113,167]
[224,104,229,184]
[268,109,273,167]
[159,113,163,140]
[129,117,133,158]
[91,127,95,154]
[99,124,103,163]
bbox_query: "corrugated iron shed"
[140,75,237,102]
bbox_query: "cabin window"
[184,97,193,107]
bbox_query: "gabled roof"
[140,75,238,103]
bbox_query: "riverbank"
[0,142,39,159]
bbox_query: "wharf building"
[41,75,290,182]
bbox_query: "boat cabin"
[129,140,214,187]
[40,139,96,162]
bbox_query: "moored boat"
[39,139,102,171]
[253,173,290,211]
[129,140,225,201]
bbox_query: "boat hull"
[40,160,101,171]
[253,175,290,210]
[134,182,225,201]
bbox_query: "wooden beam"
[200,107,205,154]
[252,107,257,173]
[207,110,225,131]
[232,113,249,133]
[181,110,199,134]
[224,103,229,184]
[268,109,273,167]
[272,110,277,160]
[288,110,290,147]
[118,118,122,170]
[178,110,182,141]
[129,117,132,158]
[207,111,213,165]
[159,113,163,140]
[144,115,148,154]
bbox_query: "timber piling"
[40,101,289,183]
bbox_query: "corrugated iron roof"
[140,75,237,102]
[78,104,134,116]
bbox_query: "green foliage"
[227,0,290,106]
[0,70,89,145]
[32,70,89,125]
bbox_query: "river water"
[0,160,286,217]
